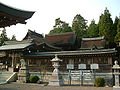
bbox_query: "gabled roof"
[0,2,35,28]
[23,30,44,45]
[22,30,61,51]
[81,37,105,49]
[45,32,76,45]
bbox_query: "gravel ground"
[0,82,112,90]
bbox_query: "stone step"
[0,77,8,80]
[0,72,14,83]
[0,79,6,82]
[0,82,7,85]
[0,74,11,77]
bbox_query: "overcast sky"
[0,0,120,40]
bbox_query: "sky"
[0,0,120,40]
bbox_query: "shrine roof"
[25,48,116,57]
[4,39,33,45]
[81,37,105,49]
[0,43,33,50]
[0,2,35,28]
[82,37,104,41]
[23,30,44,45]
[45,32,76,45]
[0,2,35,19]
[23,30,61,50]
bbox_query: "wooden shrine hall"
[0,29,117,73]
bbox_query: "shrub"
[94,77,105,87]
[29,75,39,83]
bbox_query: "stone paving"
[0,82,112,90]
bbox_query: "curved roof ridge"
[0,2,35,12]
[46,32,75,36]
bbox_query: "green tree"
[113,16,119,37]
[98,8,114,48]
[115,19,120,46]
[0,28,9,45]
[87,19,99,38]
[72,14,88,38]
[49,18,72,34]
[11,34,17,41]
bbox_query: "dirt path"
[0,83,112,90]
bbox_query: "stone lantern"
[48,54,63,86]
[112,60,120,90]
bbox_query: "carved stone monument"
[112,60,120,90]
[17,59,29,83]
[48,54,63,86]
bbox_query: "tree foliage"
[0,29,17,45]
[72,14,88,38]
[115,19,120,46]
[113,16,119,37]
[0,28,9,45]
[11,34,17,41]
[87,19,99,38]
[98,8,114,48]
[49,18,72,34]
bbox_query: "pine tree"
[98,8,114,48]
[49,18,72,34]
[87,19,99,38]
[72,14,88,38]
[115,19,120,46]
[113,16,119,37]
[0,28,9,45]
[11,35,17,41]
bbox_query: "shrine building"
[0,30,117,74]
[0,2,118,84]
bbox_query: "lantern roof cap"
[51,54,62,62]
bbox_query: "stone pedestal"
[48,54,63,86]
[112,61,120,90]
[113,86,120,90]
[8,67,14,72]
[17,59,29,83]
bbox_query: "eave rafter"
[0,12,26,28]
[0,2,35,28]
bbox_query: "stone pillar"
[48,54,63,86]
[9,54,16,72]
[17,59,29,83]
[112,60,120,90]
